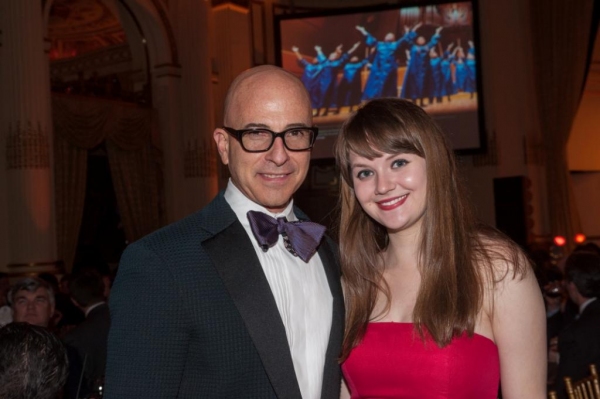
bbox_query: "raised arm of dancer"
[348,41,361,55]
[291,46,303,61]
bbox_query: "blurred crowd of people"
[533,242,600,398]
[0,258,112,399]
[1,239,598,398]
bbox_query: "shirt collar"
[224,179,297,226]
[85,301,105,317]
[580,297,597,314]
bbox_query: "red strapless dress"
[342,323,500,399]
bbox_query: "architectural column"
[211,3,253,188]
[152,65,186,222]
[171,0,218,218]
[0,0,59,274]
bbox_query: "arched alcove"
[43,0,178,270]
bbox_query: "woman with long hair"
[335,98,546,398]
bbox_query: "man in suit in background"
[554,251,600,398]
[63,270,110,395]
[105,65,343,399]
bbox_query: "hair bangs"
[337,100,425,187]
[346,108,422,158]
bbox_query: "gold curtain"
[529,0,594,250]
[54,136,88,272]
[52,95,164,271]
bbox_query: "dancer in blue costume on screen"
[453,42,476,98]
[440,42,457,102]
[315,42,361,116]
[400,26,443,107]
[426,46,444,105]
[356,23,420,101]
[292,45,326,111]
[336,55,369,114]
[465,40,477,98]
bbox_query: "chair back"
[565,364,600,399]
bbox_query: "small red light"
[574,233,586,244]
[554,236,567,246]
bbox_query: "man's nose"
[265,136,290,166]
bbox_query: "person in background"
[0,272,11,327]
[64,270,110,396]
[105,65,343,399]
[39,272,85,333]
[553,251,600,398]
[9,277,55,328]
[8,276,84,399]
[72,248,113,299]
[335,98,546,398]
[0,322,69,399]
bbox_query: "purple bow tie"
[247,210,326,263]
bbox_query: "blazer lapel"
[203,218,303,399]
[317,237,344,399]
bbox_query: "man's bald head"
[214,64,314,213]
[223,65,310,126]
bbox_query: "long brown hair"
[335,98,526,361]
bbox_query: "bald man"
[105,66,343,399]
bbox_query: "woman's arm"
[492,257,547,398]
[340,379,351,399]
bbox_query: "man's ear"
[213,128,230,165]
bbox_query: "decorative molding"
[6,121,51,170]
[50,44,132,79]
[149,0,179,65]
[6,260,65,277]
[213,3,250,13]
[154,63,182,79]
[7,260,64,269]
[183,138,218,178]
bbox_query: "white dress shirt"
[225,180,333,399]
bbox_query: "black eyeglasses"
[222,126,318,153]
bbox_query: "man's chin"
[255,191,296,212]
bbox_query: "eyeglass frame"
[221,126,319,153]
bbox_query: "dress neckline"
[367,321,496,346]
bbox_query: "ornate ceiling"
[48,0,127,60]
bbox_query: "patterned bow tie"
[247,210,326,263]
